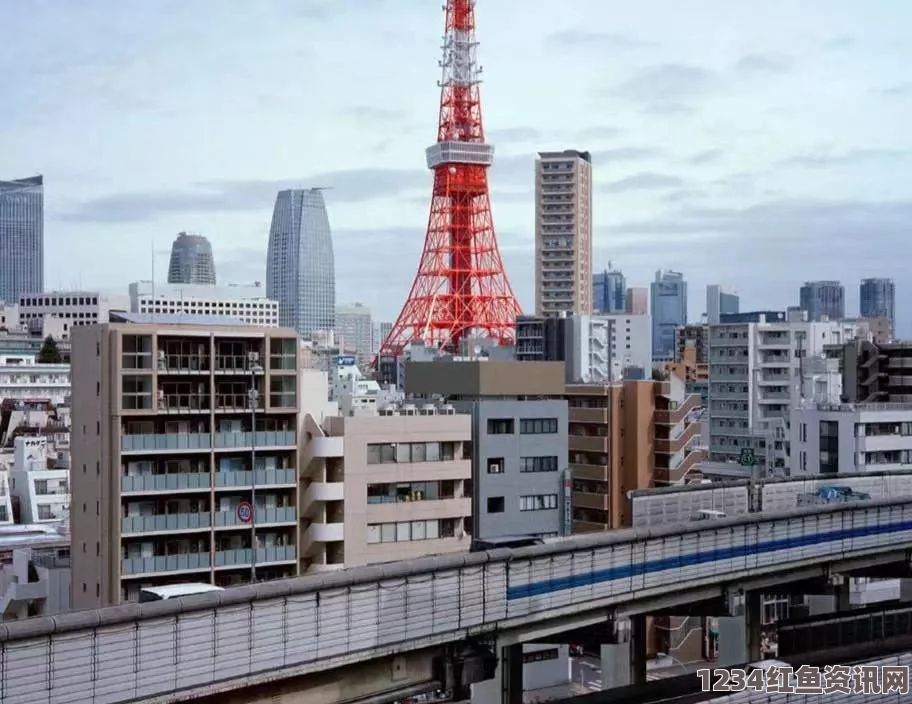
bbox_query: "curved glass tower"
[167,232,217,285]
[0,175,44,303]
[266,188,335,337]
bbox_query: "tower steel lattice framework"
[376,0,522,360]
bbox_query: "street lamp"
[248,351,264,584]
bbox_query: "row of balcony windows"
[121,430,297,452]
[121,468,296,493]
[121,546,297,575]
[121,507,297,534]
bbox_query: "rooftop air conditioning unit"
[421,404,436,416]
[441,404,456,415]
[402,404,417,416]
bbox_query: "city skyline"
[2,0,910,332]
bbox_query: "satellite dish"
[473,345,482,356]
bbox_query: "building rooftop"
[405,359,566,397]
[109,311,250,327]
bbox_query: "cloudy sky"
[2,0,910,333]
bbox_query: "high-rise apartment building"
[166,232,217,285]
[267,188,335,338]
[626,287,648,315]
[0,176,44,304]
[706,285,739,325]
[859,278,895,338]
[70,319,301,608]
[830,339,912,403]
[371,321,392,355]
[535,150,593,317]
[707,313,865,471]
[799,281,845,322]
[335,303,373,367]
[651,271,687,359]
[406,360,570,541]
[593,267,626,314]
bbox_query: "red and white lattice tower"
[376,0,522,360]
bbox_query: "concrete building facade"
[566,373,704,532]
[535,150,593,317]
[17,291,130,339]
[405,360,569,541]
[708,314,866,471]
[0,354,70,406]
[70,320,301,608]
[300,406,472,571]
[626,287,648,315]
[128,281,279,327]
[790,402,912,475]
[335,303,373,367]
[706,285,739,325]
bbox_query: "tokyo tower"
[376,0,523,359]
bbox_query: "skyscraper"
[706,284,739,325]
[535,150,593,317]
[266,188,335,337]
[593,267,626,314]
[859,278,895,321]
[167,232,216,285]
[651,270,687,359]
[626,287,648,315]
[799,281,844,321]
[335,303,373,367]
[0,175,44,303]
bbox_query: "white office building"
[17,291,130,338]
[562,314,652,383]
[708,315,866,472]
[128,281,279,327]
[8,437,69,524]
[0,355,70,405]
[790,401,912,475]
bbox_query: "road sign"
[237,501,253,524]
[739,448,756,467]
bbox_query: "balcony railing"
[213,545,297,567]
[159,395,211,412]
[215,469,296,488]
[212,431,296,449]
[121,552,211,575]
[214,507,297,527]
[121,434,210,452]
[121,513,212,534]
[121,473,210,493]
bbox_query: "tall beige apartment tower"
[70,318,301,609]
[535,149,593,317]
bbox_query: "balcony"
[121,433,211,453]
[570,435,610,453]
[302,522,345,552]
[121,513,212,534]
[212,431,296,449]
[655,395,700,425]
[121,552,211,576]
[573,491,610,512]
[214,356,260,374]
[213,545,297,568]
[570,463,607,481]
[569,408,609,424]
[308,436,344,458]
[159,395,210,413]
[654,422,701,454]
[121,473,210,493]
[214,507,297,528]
[214,469,296,488]
[302,481,345,514]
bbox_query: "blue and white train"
[2,499,912,704]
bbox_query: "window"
[486,457,504,474]
[520,494,558,511]
[366,441,456,464]
[366,481,454,503]
[520,456,559,473]
[487,418,514,435]
[366,519,445,543]
[520,418,559,434]
[487,497,504,513]
[269,375,296,408]
[34,480,48,495]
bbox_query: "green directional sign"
[739,447,756,467]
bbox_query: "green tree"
[37,335,62,364]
